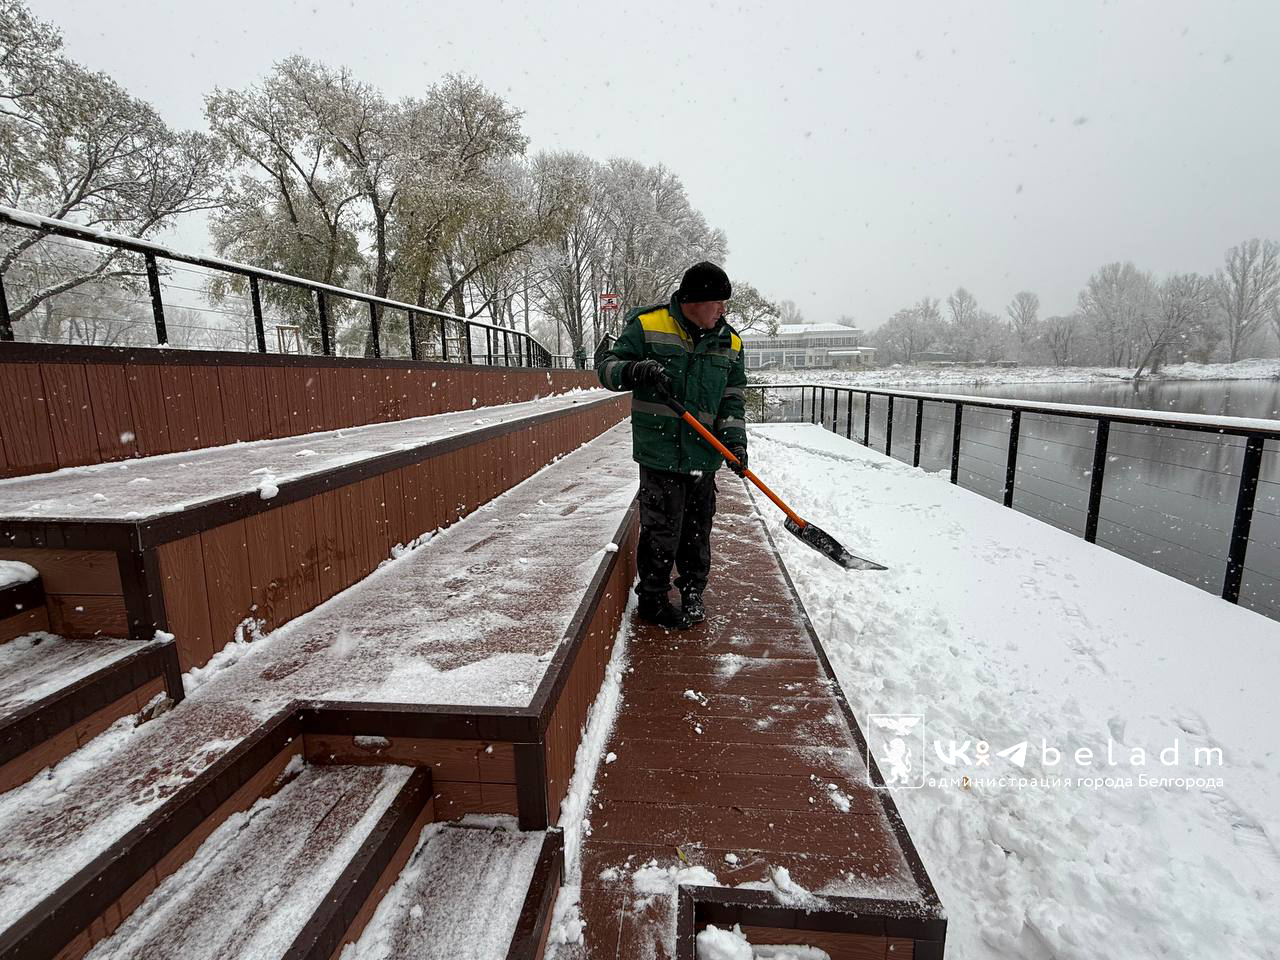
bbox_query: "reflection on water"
[750,379,1280,622]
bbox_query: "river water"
[753,378,1280,622]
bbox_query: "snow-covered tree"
[873,297,943,364]
[1077,262,1155,367]
[1215,238,1280,362]
[1042,314,1080,366]
[724,282,780,335]
[1134,273,1214,378]
[0,0,222,329]
[1006,291,1040,357]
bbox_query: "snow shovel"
[654,385,887,571]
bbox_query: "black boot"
[637,593,690,630]
[680,591,706,625]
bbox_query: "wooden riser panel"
[0,356,599,477]
[157,401,626,672]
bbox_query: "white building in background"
[740,323,876,370]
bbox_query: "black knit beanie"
[675,261,732,303]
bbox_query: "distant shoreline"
[748,358,1280,389]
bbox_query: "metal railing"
[748,382,1280,617]
[0,206,554,367]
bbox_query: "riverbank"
[749,357,1280,389]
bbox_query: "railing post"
[144,253,168,345]
[0,272,13,341]
[1223,435,1265,603]
[831,392,839,432]
[503,330,511,367]
[819,387,826,427]
[800,388,806,423]
[913,398,924,467]
[486,327,493,366]
[440,318,449,361]
[950,402,963,484]
[316,291,331,356]
[1084,418,1110,543]
[367,301,382,358]
[407,310,419,360]
[863,392,871,445]
[845,389,853,439]
[249,276,266,353]
[1004,409,1021,507]
[885,396,894,456]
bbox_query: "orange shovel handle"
[676,410,806,528]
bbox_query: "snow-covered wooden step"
[0,390,626,671]
[82,762,431,960]
[0,632,179,794]
[343,819,563,960]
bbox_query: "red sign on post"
[600,293,620,311]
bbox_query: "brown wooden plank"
[598,738,864,780]
[590,800,898,862]
[242,364,271,441]
[126,365,171,456]
[216,367,252,443]
[40,363,100,468]
[0,607,49,642]
[0,549,122,595]
[85,363,139,462]
[244,506,291,629]
[156,533,214,670]
[312,488,345,601]
[0,361,57,474]
[301,368,325,433]
[45,595,128,638]
[280,498,321,617]
[200,519,253,653]
[283,366,308,436]
[264,367,290,439]
[159,365,200,452]
[188,366,228,448]
[632,656,824,681]
[740,926,889,960]
[611,711,847,748]
[589,766,878,815]
[382,469,408,549]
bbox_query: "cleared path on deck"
[574,478,930,958]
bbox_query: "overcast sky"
[38,0,1280,329]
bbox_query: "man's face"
[683,299,726,330]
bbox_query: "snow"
[340,817,544,960]
[696,924,753,960]
[545,603,636,950]
[750,357,1280,389]
[86,763,410,959]
[0,390,616,521]
[0,560,37,589]
[0,425,637,922]
[749,422,1280,958]
[0,634,149,714]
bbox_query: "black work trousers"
[636,464,717,600]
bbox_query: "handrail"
[0,205,554,365]
[750,381,1280,440]
[747,381,1278,609]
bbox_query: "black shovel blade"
[784,516,887,571]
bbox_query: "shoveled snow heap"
[749,422,1280,959]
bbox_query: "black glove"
[726,443,748,476]
[627,359,674,395]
